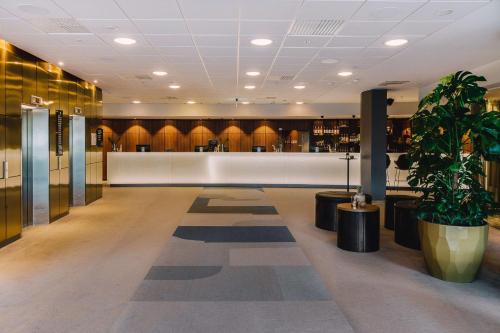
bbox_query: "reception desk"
[107,152,408,187]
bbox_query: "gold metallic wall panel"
[5,52,22,118]
[0,48,6,115]
[5,116,21,177]
[22,60,37,105]
[5,175,21,238]
[36,62,49,102]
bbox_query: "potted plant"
[408,71,500,282]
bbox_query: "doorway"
[21,106,49,226]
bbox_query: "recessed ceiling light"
[321,59,339,64]
[296,101,304,105]
[294,85,306,90]
[385,39,408,47]
[58,61,64,66]
[244,85,256,90]
[153,71,167,76]
[114,37,136,45]
[187,100,196,104]
[93,80,98,84]
[338,71,353,77]
[132,100,141,104]
[437,9,454,17]
[241,101,250,105]
[169,84,180,89]
[250,38,272,46]
[246,71,260,77]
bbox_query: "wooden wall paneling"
[176,120,191,152]
[164,120,178,151]
[264,120,278,153]
[150,119,165,152]
[124,119,139,152]
[226,120,240,152]
[202,119,216,144]
[137,119,152,147]
[240,120,253,152]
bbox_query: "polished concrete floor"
[0,187,499,333]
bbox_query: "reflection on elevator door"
[22,107,49,226]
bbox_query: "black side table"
[315,192,372,231]
[337,203,380,252]
[385,194,419,230]
[394,200,420,250]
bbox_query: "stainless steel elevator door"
[22,107,49,226]
[70,115,86,206]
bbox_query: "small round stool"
[315,191,372,231]
[337,203,380,252]
[394,200,420,250]
[385,194,419,230]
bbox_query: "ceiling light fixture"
[250,38,273,46]
[132,100,141,104]
[338,71,353,77]
[187,100,196,104]
[241,101,250,105]
[169,84,180,89]
[246,71,260,77]
[296,101,304,105]
[153,71,167,76]
[93,80,98,84]
[244,85,256,90]
[58,61,64,67]
[294,85,306,90]
[385,39,408,47]
[114,37,136,45]
[321,59,338,64]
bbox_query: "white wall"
[103,101,417,119]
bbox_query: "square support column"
[360,89,387,200]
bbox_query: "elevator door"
[22,107,49,226]
[70,115,85,206]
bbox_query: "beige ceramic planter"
[419,220,488,283]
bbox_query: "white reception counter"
[107,152,408,187]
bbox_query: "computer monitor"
[136,144,151,152]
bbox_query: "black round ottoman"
[394,200,420,250]
[385,194,419,230]
[315,191,372,231]
[337,203,380,252]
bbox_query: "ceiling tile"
[77,19,139,34]
[187,20,238,35]
[297,1,364,20]
[54,0,127,19]
[134,19,187,34]
[145,35,194,47]
[318,47,364,58]
[407,1,490,21]
[193,35,238,47]
[283,36,330,48]
[278,47,319,57]
[51,33,108,47]
[389,20,453,35]
[157,47,198,57]
[178,0,239,19]
[338,20,399,36]
[114,0,181,19]
[239,21,293,35]
[198,47,237,57]
[240,0,301,20]
[353,1,425,21]
[0,0,70,18]
[0,18,43,34]
[239,47,280,58]
[327,36,378,47]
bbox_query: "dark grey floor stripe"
[188,197,278,215]
[145,266,223,280]
[173,226,296,243]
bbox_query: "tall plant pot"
[419,220,488,283]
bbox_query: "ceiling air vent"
[280,75,295,81]
[379,81,410,87]
[289,19,344,36]
[29,18,90,34]
[135,75,152,80]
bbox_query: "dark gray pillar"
[360,89,387,200]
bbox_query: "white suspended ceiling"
[0,0,499,106]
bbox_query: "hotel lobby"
[0,1,499,332]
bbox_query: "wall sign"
[96,128,103,147]
[56,110,63,156]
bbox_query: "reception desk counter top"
[107,152,407,187]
